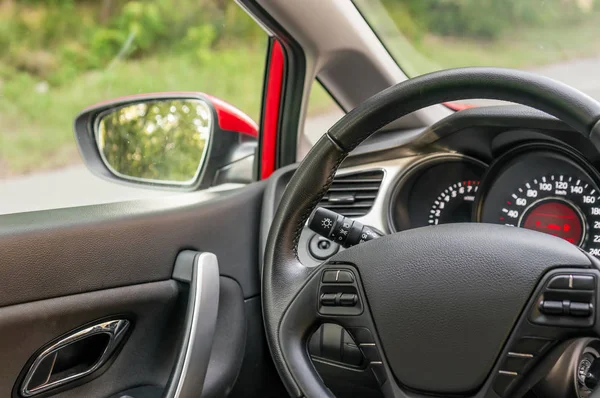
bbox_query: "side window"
[304,81,345,145]
[0,1,266,214]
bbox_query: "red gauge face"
[479,149,600,257]
[522,200,584,245]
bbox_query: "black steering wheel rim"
[263,67,600,398]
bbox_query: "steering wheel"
[263,67,600,398]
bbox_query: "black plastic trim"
[0,181,265,306]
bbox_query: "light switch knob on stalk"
[308,207,381,248]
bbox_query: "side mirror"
[74,93,258,190]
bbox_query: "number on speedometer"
[500,174,600,254]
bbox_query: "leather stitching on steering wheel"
[292,148,347,257]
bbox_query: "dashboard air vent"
[318,170,384,217]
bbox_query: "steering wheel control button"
[532,272,597,327]
[318,268,363,316]
[337,271,354,283]
[339,293,357,306]
[322,270,339,283]
[547,275,571,289]
[370,362,387,386]
[359,344,381,362]
[547,274,596,290]
[507,352,534,358]
[320,293,337,306]
[321,270,354,283]
[493,337,557,396]
[320,292,358,307]
[494,371,519,397]
[308,325,365,368]
[573,275,595,290]
[540,300,564,315]
[341,330,364,367]
[570,302,592,317]
[348,328,374,344]
[309,235,339,261]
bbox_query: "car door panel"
[0,181,277,397]
[4,280,181,398]
[202,277,246,397]
[0,182,264,307]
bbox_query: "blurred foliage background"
[0,0,276,176]
[384,0,593,40]
[358,0,600,77]
[1,0,600,177]
[98,99,210,182]
[0,0,265,85]
[0,0,333,177]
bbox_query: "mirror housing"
[74,93,258,190]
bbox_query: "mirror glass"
[96,99,212,185]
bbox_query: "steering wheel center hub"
[330,223,588,394]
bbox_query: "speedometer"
[478,145,600,257]
[500,175,596,249]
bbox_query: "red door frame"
[260,39,286,179]
[240,1,307,181]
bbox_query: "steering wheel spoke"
[280,263,398,397]
[481,265,600,397]
[314,266,389,389]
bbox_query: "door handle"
[21,319,130,397]
[163,251,220,398]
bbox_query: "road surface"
[1,57,599,215]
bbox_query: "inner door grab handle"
[163,251,220,398]
[21,319,130,397]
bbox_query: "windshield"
[354,0,600,105]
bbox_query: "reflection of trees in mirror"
[98,99,210,183]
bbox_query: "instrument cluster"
[389,144,600,257]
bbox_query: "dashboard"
[295,143,600,267]
[263,105,600,270]
[388,143,600,256]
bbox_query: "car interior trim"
[260,39,285,180]
[165,251,220,398]
[20,319,131,397]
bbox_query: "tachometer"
[390,155,486,231]
[478,145,600,256]
[429,180,479,225]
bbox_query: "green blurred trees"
[0,0,264,86]
[382,0,596,40]
[98,99,209,182]
[2,0,596,85]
